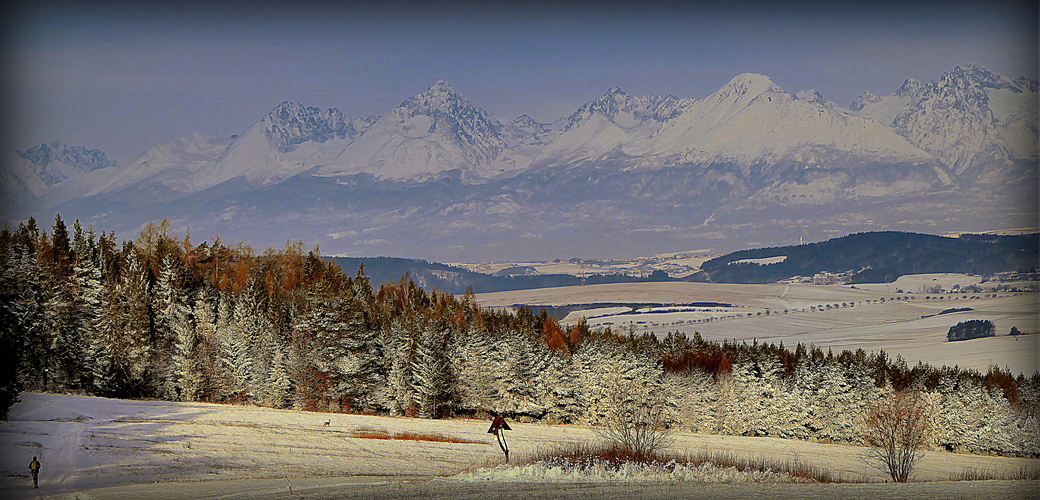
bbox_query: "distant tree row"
[1,216,1037,457]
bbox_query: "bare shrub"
[592,379,671,461]
[863,390,931,482]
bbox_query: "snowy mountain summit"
[2,65,1036,261]
[261,101,357,153]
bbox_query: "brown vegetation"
[863,391,931,482]
[351,428,486,445]
[523,443,843,483]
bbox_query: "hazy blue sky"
[3,0,1037,163]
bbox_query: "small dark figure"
[28,456,40,489]
[488,416,512,462]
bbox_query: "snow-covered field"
[2,393,1038,499]
[476,281,1039,375]
[449,251,716,279]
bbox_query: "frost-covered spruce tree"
[187,289,219,400]
[377,317,415,416]
[10,225,52,392]
[293,283,380,411]
[154,253,188,399]
[0,230,26,419]
[169,291,210,402]
[480,330,547,417]
[67,222,104,391]
[719,354,788,437]
[573,338,671,453]
[661,368,716,432]
[535,348,580,423]
[87,242,157,398]
[449,328,495,413]
[573,339,667,426]
[253,310,290,408]
[43,251,82,392]
[411,326,455,418]
[264,346,292,408]
[116,242,155,395]
[216,292,254,401]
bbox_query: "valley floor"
[475,281,1039,375]
[2,394,1037,499]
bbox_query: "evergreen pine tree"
[410,326,455,418]
[0,232,25,419]
[116,242,155,395]
[293,283,380,411]
[11,222,51,392]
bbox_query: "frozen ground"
[475,282,1039,375]
[2,394,1038,499]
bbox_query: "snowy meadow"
[2,393,1038,499]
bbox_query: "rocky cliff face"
[17,140,112,186]
[261,101,355,153]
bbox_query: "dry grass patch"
[351,428,487,445]
[954,465,1040,481]
[521,443,845,483]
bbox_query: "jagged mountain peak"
[563,87,685,129]
[399,80,474,113]
[889,63,1038,175]
[394,81,501,142]
[849,91,884,111]
[896,77,923,97]
[15,140,112,188]
[17,140,111,172]
[259,100,352,153]
[931,64,1038,95]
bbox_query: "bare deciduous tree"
[863,391,931,482]
[593,376,671,460]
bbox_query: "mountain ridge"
[2,65,1036,261]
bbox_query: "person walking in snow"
[28,456,40,489]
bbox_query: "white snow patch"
[729,256,787,266]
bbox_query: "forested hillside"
[330,257,673,294]
[1,216,1037,457]
[700,232,1039,283]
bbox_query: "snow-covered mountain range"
[3,65,1036,261]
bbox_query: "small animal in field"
[323,420,330,428]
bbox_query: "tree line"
[701,231,1039,284]
[1,215,1037,457]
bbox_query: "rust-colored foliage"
[661,350,732,378]
[351,428,486,444]
[984,365,1020,404]
[542,316,570,353]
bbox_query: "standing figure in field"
[488,416,512,463]
[28,456,40,489]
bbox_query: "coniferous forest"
[1,215,1038,457]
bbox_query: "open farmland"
[1,394,1037,499]
[474,277,1039,376]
